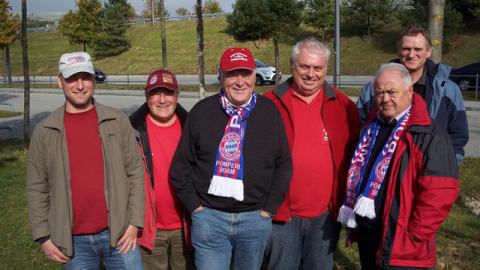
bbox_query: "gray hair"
[290,37,331,68]
[375,63,413,89]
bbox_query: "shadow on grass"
[334,249,358,270]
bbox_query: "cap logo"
[66,55,86,66]
[230,52,248,62]
[162,73,173,84]
[149,74,158,85]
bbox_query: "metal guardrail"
[27,13,228,32]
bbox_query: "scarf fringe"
[354,195,376,219]
[338,205,358,228]
[208,175,244,201]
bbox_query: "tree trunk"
[22,0,31,146]
[83,41,86,52]
[159,0,167,68]
[151,0,155,26]
[2,47,6,83]
[428,0,445,63]
[273,36,280,88]
[196,0,206,99]
[4,46,12,84]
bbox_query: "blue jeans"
[191,207,272,270]
[64,228,143,270]
[264,211,341,270]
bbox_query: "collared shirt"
[413,68,427,98]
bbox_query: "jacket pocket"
[390,224,431,261]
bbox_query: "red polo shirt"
[288,88,334,218]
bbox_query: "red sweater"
[264,79,361,222]
[64,107,108,235]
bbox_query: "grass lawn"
[0,139,479,269]
[1,18,479,77]
[0,110,22,118]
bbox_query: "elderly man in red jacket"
[338,63,459,269]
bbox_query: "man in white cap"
[27,52,145,269]
[170,47,292,270]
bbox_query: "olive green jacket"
[26,102,145,256]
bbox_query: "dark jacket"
[357,59,469,164]
[362,94,459,268]
[263,79,361,222]
[129,103,188,251]
[170,93,292,215]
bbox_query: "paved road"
[1,89,479,158]
[2,75,373,87]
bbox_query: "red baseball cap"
[145,69,178,93]
[219,47,256,72]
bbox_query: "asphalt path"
[3,75,373,88]
[0,88,479,158]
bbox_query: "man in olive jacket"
[27,52,145,269]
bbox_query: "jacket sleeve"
[121,113,145,228]
[356,81,375,125]
[26,127,51,241]
[263,110,292,215]
[408,126,460,241]
[170,116,201,214]
[444,81,469,164]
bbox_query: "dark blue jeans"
[191,207,272,270]
[64,228,143,270]
[264,211,341,270]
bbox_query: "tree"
[58,0,103,52]
[93,0,132,58]
[203,0,223,13]
[397,0,464,36]
[176,7,189,16]
[21,0,30,145]
[0,0,19,84]
[226,0,303,86]
[143,0,170,22]
[428,0,445,63]
[159,0,167,68]
[344,0,398,39]
[196,0,206,99]
[303,0,335,41]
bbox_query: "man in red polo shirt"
[130,69,193,270]
[263,37,361,270]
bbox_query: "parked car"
[449,62,480,91]
[255,59,281,86]
[94,68,106,82]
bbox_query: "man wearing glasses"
[130,69,193,270]
[339,63,459,270]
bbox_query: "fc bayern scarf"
[338,109,411,228]
[207,91,257,201]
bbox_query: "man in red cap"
[170,47,292,270]
[130,69,193,270]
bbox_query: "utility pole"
[195,0,206,99]
[21,0,30,146]
[428,0,445,63]
[151,0,155,26]
[333,0,340,87]
[159,0,167,68]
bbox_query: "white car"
[255,59,281,86]
[216,59,281,86]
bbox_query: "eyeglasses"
[374,89,400,98]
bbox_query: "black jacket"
[170,93,292,214]
[129,102,188,186]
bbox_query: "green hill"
[1,18,479,76]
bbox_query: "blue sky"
[8,0,235,17]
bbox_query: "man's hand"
[193,205,205,213]
[117,225,138,254]
[259,210,272,218]
[41,239,70,263]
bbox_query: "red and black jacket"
[366,94,460,268]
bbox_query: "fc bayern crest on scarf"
[220,133,242,161]
[208,91,257,201]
